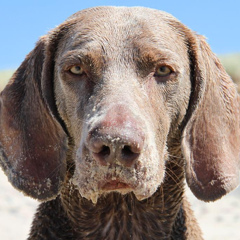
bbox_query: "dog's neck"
[59,156,185,240]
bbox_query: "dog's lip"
[101,180,131,191]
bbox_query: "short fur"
[0,6,239,240]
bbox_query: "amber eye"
[69,65,84,75]
[155,66,172,77]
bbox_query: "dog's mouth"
[101,180,131,191]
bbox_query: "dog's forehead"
[60,7,186,54]
[67,6,175,24]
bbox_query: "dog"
[0,6,239,239]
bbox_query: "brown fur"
[0,7,239,239]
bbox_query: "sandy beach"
[0,169,240,240]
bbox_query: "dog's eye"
[155,66,172,77]
[69,65,84,75]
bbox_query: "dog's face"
[0,7,239,203]
[54,8,191,203]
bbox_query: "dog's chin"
[83,189,156,205]
[72,177,161,204]
[101,183,159,203]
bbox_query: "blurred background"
[0,1,240,239]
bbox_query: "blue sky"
[1,0,240,69]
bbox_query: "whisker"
[159,185,165,212]
[166,160,183,169]
[166,159,184,170]
[165,167,182,188]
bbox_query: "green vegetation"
[0,70,13,91]
[0,54,239,91]
[219,54,240,90]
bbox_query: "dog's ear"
[182,33,240,202]
[0,36,68,201]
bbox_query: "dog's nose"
[88,130,144,167]
[87,106,145,167]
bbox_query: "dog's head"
[0,7,239,203]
